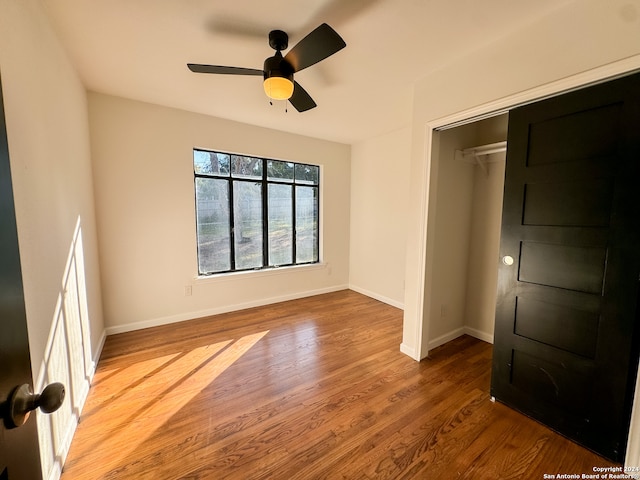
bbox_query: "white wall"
[463,154,505,342]
[0,1,105,478]
[402,0,640,360]
[88,93,351,332]
[426,125,476,345]
[349,127,411,308]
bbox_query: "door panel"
[0,75,42,477]
[491,72,640,462]
[513,296,599,357]
[510,348,592,413]
[522,178,614,227]
[526,103,621,165]
[519,241,607,294]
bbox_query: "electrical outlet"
[184,285,192,296]
[440,305,447,317]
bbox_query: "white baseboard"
[428,326,494,351]
[105,284,349,335]
[348,284,404,310]
[92,329,107,370]
[464,326,494,344]
[400,342,420,360]
[428,327,466,350]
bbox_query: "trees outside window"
[194,149,319,275]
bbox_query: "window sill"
[195,262,328,283]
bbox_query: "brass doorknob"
[4,382,65,429]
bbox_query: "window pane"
[194,150,229,176]
[233,181,263,269]
[195,178,230,273]
[268,184,293,266]
[267,160,294,182]
[231,155,262,179]
[296,186,318,263]
[294,164,319,185]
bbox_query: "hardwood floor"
[61,290,616,479]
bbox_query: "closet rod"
[455,141,506,176]
[458,141,507,159]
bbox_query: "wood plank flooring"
[61,290,617,479]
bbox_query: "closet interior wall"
[427,113,509,349]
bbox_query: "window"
[194,149,320,275]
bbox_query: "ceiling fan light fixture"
[263,75,294,100]
[188,23,346,112]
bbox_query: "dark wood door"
[491,72,640,462]
[0,76,43,478]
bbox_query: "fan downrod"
[268,30,288,51]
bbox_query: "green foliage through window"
[194,149,319,275]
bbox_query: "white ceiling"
[41,0,571,144]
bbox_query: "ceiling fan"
[188,23,346,112]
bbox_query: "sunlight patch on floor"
[64,329,269,476]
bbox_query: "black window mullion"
[193,176,201,273]
[228,177,236,271]
[291,183,297,265]
[314,185,319,263]
[262,162,269,267]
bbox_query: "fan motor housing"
[263,52,293,82]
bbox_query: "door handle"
[3,382,65,429]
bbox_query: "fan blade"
[187,64,263,76]
[284,23,346,73]
[303,0,383,30]
[205,17,267,40]
[289,81,317,112]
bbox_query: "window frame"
[193,149,320,276]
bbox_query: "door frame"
[406,54,640,465]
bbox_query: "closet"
[426,113,508,349]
